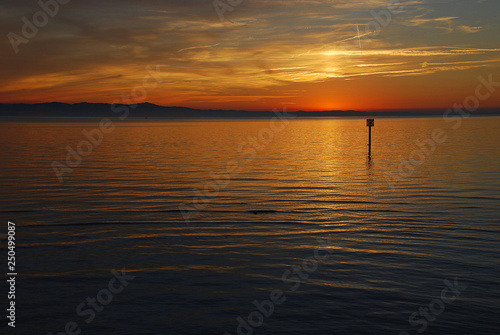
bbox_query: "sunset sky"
[1,0,499,111]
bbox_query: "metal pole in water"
[367,119,374,158]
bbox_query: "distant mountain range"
[1,102,499,118]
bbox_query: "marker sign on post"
[367,119,374,158]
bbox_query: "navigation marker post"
[367,119,374,158]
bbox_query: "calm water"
[0,117,499,335]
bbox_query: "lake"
[0,116,499,334]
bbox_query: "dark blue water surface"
[0,117,499,334]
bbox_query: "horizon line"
[1,101,500,113]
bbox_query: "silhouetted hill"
[0,102,499,118]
